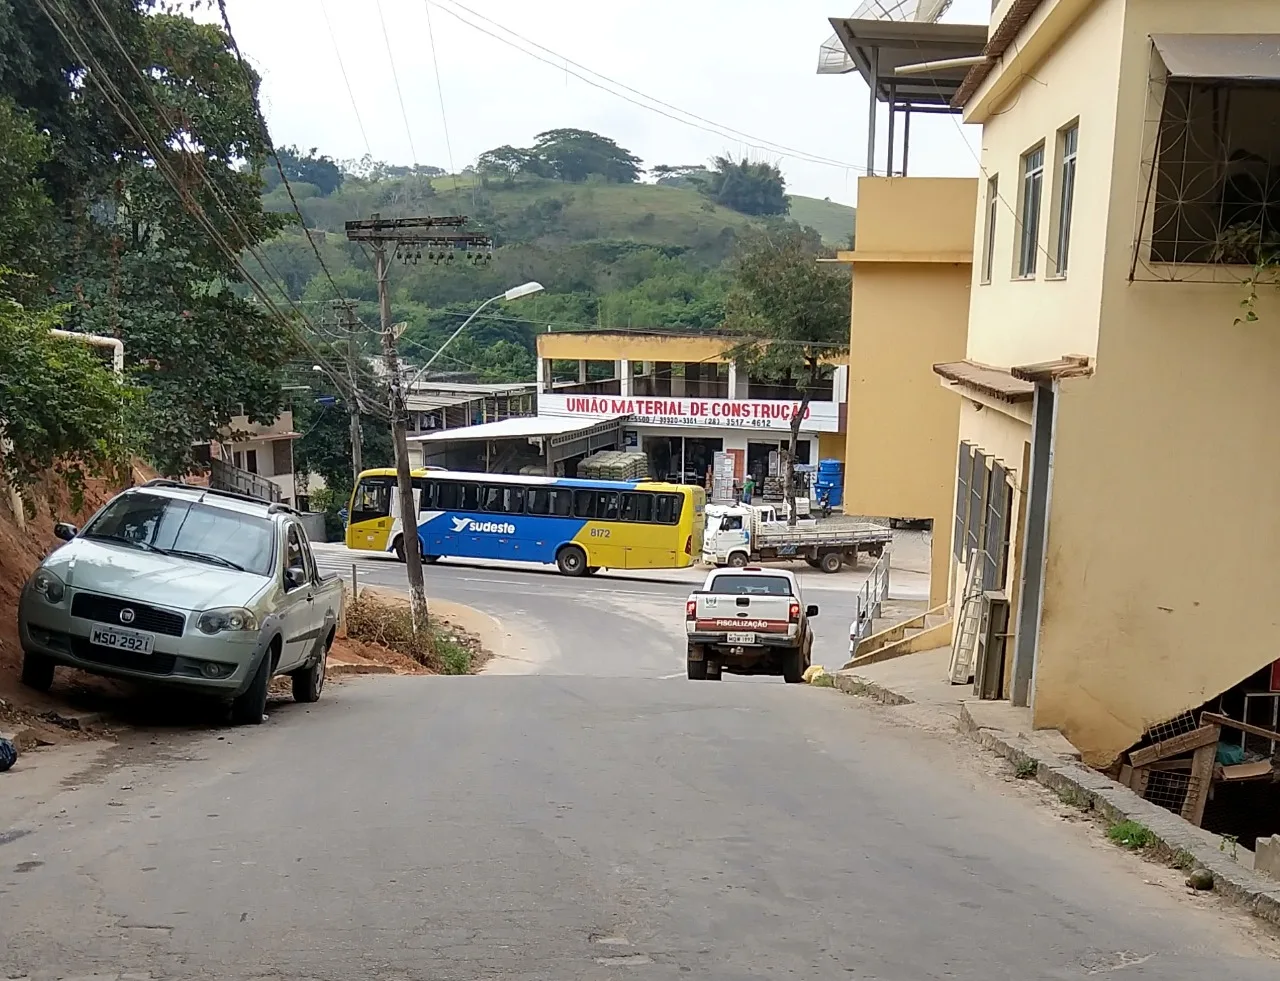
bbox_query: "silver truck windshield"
[708,576,793,596]
[84,493,275,576]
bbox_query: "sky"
[207,0,992,206]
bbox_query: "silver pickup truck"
[684,567,818,683]
[18,480,343,724]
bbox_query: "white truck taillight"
[789,602,800,621]
[686,599,697,619]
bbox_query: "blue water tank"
[813,458,844,508]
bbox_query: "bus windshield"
[351,476,396,525]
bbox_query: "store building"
[535,330,849,490]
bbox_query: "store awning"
[933,360,1035,403]
[1152,34,1280,82]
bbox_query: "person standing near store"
[741,473,755,504]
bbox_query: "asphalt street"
[2,548,1277,980]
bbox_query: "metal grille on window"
[982,461,1009,591]
[1131,39,1280,284]
[953,442,972,562]
[966,451,989,565]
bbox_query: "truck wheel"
[687,657,708,680]
[819,551,843,574]
[21,650,54,692]
[292,634,330,704]
[782,649,805,684]
[230,651,271,725]
[556,545,588,576]
[706,661,722,681]
[728,551,749,568]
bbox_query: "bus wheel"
[392,536,406,563]
[557,545,588,577]
[728,551,749,568]
[585,566,601,575]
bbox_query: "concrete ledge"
[827,676,1280,928]
[831,672,913,706]
[846,617,953,670]
[957,701,1280,927]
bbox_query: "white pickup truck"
[684,567,818,683]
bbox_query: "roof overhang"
[933,359,1035,403]
[825,17,989,107]
[1151,34,1280,83]
[407,414,629,445]
[1010,354,1093,383]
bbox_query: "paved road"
[2,550,1276,980]
[311,545,888,677]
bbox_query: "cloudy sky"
[208,0,991,205]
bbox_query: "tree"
[722,228,850,524]
[476,144,545,185]
[0,4,294,476]
[263,145,344,196]
[651,164,711,191]
[707,156,790,217]
[531,129,642,184]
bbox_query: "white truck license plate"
[90,624,155,655]
[727,632,756,644]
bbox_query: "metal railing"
[852,549,891,648]
[210,457,282,504]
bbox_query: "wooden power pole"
[345,214,493,629]
[331,299,364,487]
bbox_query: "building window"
[245,449,259,475]
[1017,144,1045,278]
[1053,124,1078,277]
[1151,78,1280,265]
[981,176,999,284]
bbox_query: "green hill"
[256,171,854,384]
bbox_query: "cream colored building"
[944,0,1280,765]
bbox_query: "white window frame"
[980,175,999,285]
[1050,122,1078,278]
[1016,143,1045,279]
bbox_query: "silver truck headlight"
[32,569,66,604]
[197,607,258,634]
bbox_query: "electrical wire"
[320,0,373,158]
[375,0,420,167]
[45,0,390,418]
[426,0,868,173]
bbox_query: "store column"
[620,359,633,397]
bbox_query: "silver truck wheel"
[728,551,749,568]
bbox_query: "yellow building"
[945,0,1280,765]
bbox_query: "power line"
[427,0,868,173]
[320,0,373,158]
[421,1,456,179]
[49,0,390,418]
[376,0,420,167]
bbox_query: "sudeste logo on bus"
[449,516,517,535]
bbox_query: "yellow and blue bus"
[345,467,705,576]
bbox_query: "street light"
[406,282,544,388]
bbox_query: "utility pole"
[345,214,493,631]
[331,299,364,487]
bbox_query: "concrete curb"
[830,672,913,707]
[829,678,1280,927]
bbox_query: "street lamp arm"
[405,281,543,389]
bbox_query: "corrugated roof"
[407,414,627,444]
[405,392,484,411]
[933,359,1035,402]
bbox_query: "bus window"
[594,492,620,521]
[352,477,394,524]
[655,493,683,525]
[620,492,653,523]
[528,487,571,517]
[436,481,462,510]
[460,483,482,512]
[483,485,524,514]
[573,490,596,518]
[419,480,436,511]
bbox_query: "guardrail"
[852,549,891,646]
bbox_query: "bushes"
[345,592,477,675]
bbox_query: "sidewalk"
[829,647,1280,928]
